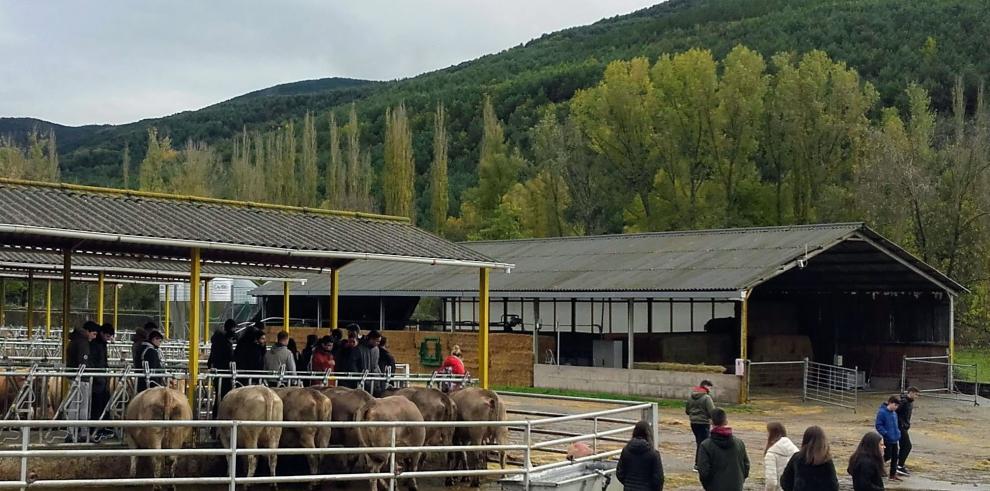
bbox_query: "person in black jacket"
[847,432,886,491]
[334,325,360,388]
[207,319,236,416]
[780,425,839,491]
[135,329,165,392]
[90,323,114,441]
[233,328,267,385]
[896,387,919,476]
[616,420,664,490]
[65,322,98,442]
[378,336,397,375]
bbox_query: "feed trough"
[499,461,616,491]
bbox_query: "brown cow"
[449,388,506,486]
[316,386,374,470]
[389,386,457,466]
[123,387,192,489]
[272,387,332,479]
[218,385,284,483]
[356,396,426,491]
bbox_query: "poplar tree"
[475,96,523,214]
[282,121,297,205]
[326,113,343,208]
[383,103,415,219]
[139,128,170,192]
[171,140,216,197]
[299,112,319,207]
[0,137,27,179]
[430,102,450,234]
[45,130,59,182]
[344,104,364,206]
[121,142,131,189]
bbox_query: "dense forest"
[3,0,990,343]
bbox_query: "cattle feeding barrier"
[0,394,658,490]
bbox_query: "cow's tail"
[162,387,173,421]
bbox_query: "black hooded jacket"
[896,394,914,431]
[208,331,234,371]
[616,437,664,490]
[698,427,750,491]
[233,339,266,372]
[780,454,839,491]
[66,327,91,369]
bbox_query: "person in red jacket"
[310,336,336,386]
[439,345,466,375]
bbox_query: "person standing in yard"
[847,432,887,491]
[697,408,749,491]
[616,420,664,490]
[686,380,716,469]
[896,387,919,476]
[764,422,798,491]
[874,396,902,482]
[779,425,839,491]
[263,330,297,376]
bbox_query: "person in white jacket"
[764,422,799,491]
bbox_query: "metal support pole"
[228,423,237,491]
[19,426,28,488]
[479,267,491,389]
[900,356,907,393]
[0,277,5,326]
[627,299,635,369]
[96,272,105,324]
[330,269,339,330]
[523,421,532,490]
[188,248,202,407]
[803,357,810,402]
[283,281,290,334]
[113,283,119,329]
[45,280,52,337]
[61,249,72,365]
[164,285,171,338]
[26,271,34,337]
[204,279,211,345]
[389,426,397,491]
[739,291,750,403]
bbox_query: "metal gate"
[901,356,980,406]
[746,358,858,412]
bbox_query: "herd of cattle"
[124,385,508,490]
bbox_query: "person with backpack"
[135,329,164,392]
[616,420,664,490]
[780,425,839,491]
[686,380,716,468]
[697,408,749,491]
[764,422,798,491]
[847,432,886,491]
[874,396,902,482]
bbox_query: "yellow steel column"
[61,250,72,364]
[739,291,750,403]
[330,269,339,329]
[164,285,171,338]
[188,249,202,406]
[26,271,34,337]
[479,267,490,389]
[283,282,291,334]
[203,279,211,345]
[96,272,105,324]
[45,280,52,337]
[113,284,119,329]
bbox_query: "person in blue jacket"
[874,395,901,482]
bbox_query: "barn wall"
[274,328,540,386]
[534,364,741,403]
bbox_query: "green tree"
[139,128,172,192]
[383,103,415,219]
[0,137,27,179]
[170,140,217,197]
[429,102,450,234]
[121,142,131,189]
[325,112,344,208]
[299,112,320,207]
[230,127,264,201]
[571,58,659,221]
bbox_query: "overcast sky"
[0,0,658,126]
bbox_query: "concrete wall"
[534,364,742,403]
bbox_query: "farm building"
[252,223,965,396]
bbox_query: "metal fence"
[901,355,980,406]
[0,393,657,490]
[746,358,858,412]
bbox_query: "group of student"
[614,380,921,491]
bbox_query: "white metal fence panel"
[901,356,980,406]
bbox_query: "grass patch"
[955,347,990,383]
[494,385,757,413]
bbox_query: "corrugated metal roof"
[251,223,963,299]
[0,179,509,270]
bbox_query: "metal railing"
[745,358,858,412]
[901,355,980,406]
[0,396,657,489]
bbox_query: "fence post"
[802,358,809,403]
[20,425,29,489]
[853,365,859,414]
[592,417,599,454]
[645,403,660,447]
[228,422,237,491]
[389,426,397,491]
[524,421,532,490]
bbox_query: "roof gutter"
[0,259,308,284]
[0,224,515,272]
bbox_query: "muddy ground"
[0,391,987,490]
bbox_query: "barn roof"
[251,223,966,300]
[0,179,511,271]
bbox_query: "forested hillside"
[4,0,990,340]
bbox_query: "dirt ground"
[500,391,990,491]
